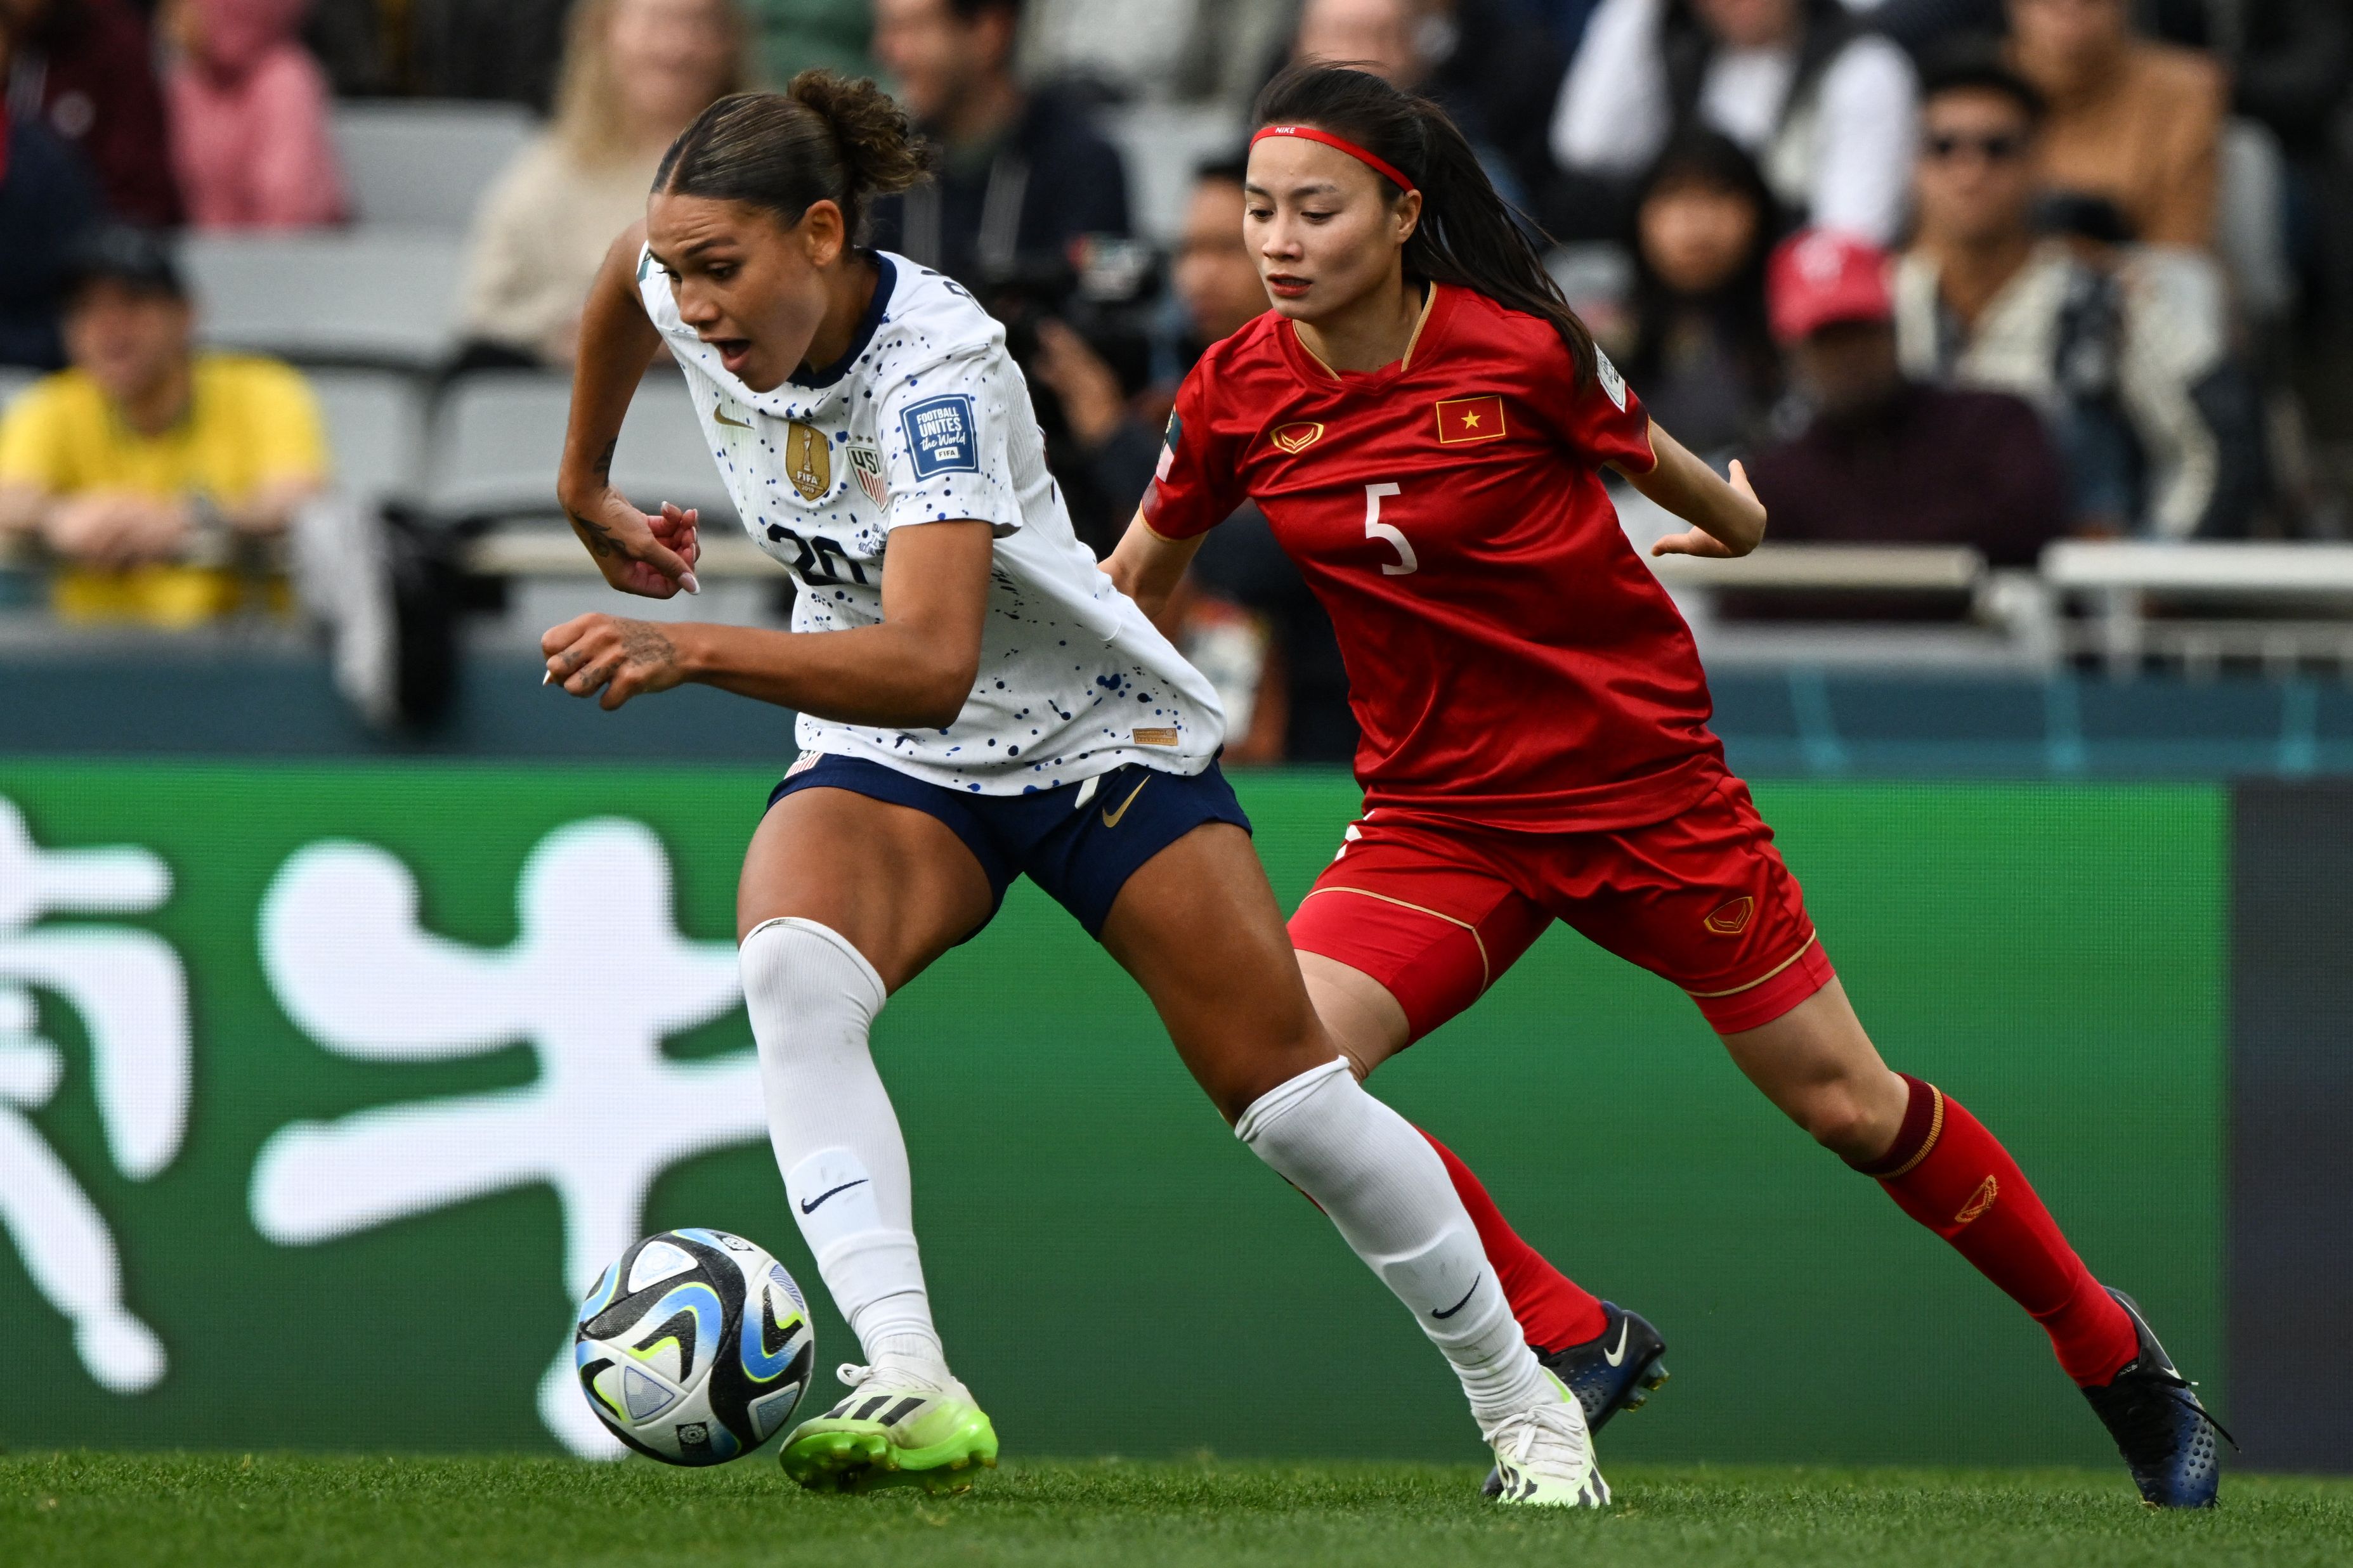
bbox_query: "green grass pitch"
[5,1455,2350,1567]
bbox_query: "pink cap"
[1767,229,1894,346]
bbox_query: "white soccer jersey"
[639,249,1223,793]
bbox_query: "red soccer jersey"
[1144,283,1726,831]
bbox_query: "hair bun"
[786,70,937,200]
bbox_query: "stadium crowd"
[2,0,2350,746]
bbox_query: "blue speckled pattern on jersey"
[639,247,1224,794]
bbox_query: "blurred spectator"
[1615,129,1782,457]
[868,0,1131,288]
[0,226,327,626]
[2006,0,2224,250]
[0,98,103,369]
[165,0,348,230]
[1746,229,2069,588]
[1028,158,1267,541]
[459,0,748,370]
[0,0,181,225]
[1290,0,1565,208]
[744,0,874,84]
[2146,0,2352,162]
[408,0,576,112]
[1891,51,2253,536]
[2146,0,2353,329]
[1168,157,1272,364]
[1552,0,1919,245]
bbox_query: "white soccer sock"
[741,916,952,1386]
[1236,1059,1551,1430]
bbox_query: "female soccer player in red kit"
[1109,63,2227,1508]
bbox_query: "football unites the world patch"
[1595,347,1629,411]
[901,394,981,479]
[1435,395,1506,444]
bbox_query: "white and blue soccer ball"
[573,1228,815,1465]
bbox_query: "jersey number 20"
[767,523,870,587]
[1364,483,1417,576]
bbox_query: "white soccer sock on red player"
[741,916,954,1389]
[1235,1058,1554,1429]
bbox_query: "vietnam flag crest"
[1435,394,1506,445]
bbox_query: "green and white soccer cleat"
[779,1362,1000,1494]
[1486,1371,1610,1508]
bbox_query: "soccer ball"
[573,1228,816,1465]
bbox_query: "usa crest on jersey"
[847,441,888,506]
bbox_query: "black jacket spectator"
[1416,0,1567,213]
[2146,0,2353,160]
[869,84,1130,290]
[0,106,102,368]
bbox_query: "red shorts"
[1287,772,1834,1041]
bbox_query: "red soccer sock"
[1419,1127,1608,1351]
[1856,1075,2139,1386]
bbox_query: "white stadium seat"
[334,101,538,232]
[424,370,736,526]
[308,369,430,510]
[181,231,469,370]
[423,370,573,519]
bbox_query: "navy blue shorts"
[765,755,1253,940]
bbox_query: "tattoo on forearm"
[568,510,619,559]
[593,439,617,481]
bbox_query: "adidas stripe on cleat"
[779,1363,1000,1494]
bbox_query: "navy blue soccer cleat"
[2080,1288,2232,1508]
[1483,1302,1668,1498]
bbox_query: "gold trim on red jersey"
[1301,884,1492,990]
[1287,282,1441,382]
[1683,931,1819,999]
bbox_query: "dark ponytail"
[655,72,937,243]
[1253,63,1596,387]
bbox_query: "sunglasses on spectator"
[1924,131,2029,162]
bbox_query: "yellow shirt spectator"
[0,353,329,625]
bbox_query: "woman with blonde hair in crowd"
[457,0,750,370]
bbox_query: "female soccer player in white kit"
[540,75,1605,1503]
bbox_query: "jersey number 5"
[1364,483,1417,576]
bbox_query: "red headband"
[1250,124,1417,195]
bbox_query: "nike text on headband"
[1249,124,1418,195]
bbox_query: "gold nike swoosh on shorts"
[715,410,754,428]
[1100,777,1149,828]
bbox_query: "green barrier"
[0,765,2222,1465]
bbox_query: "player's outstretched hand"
[564,486,703,599]
[1650,459,1765,560]
[542,612,691,710]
